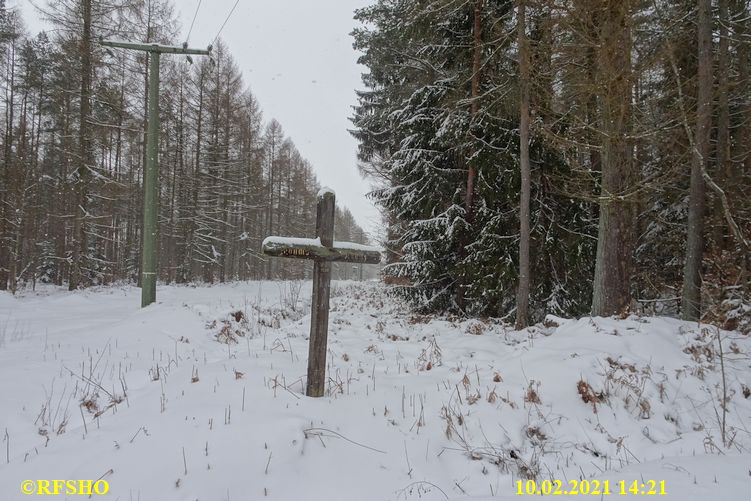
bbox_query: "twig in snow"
[404,440,413,478]
[89,469,113,499]
[63,366,114,400]
[129,427,145,443]
[716,327,728,447]
[303,428,387,454]
[396,481,449,500]
[79,406,88,435]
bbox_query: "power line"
[186,0,202,43]
[213,0,240,45]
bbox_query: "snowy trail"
[0,282,749,500]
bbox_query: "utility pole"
[100,40,210,307]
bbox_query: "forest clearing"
[0,281,749,499]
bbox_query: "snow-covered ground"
[0,281,749,500]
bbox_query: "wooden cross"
[262,188,381,397]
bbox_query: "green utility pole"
[100,40,210,307]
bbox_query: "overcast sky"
[12,0,381,239]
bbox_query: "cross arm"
[100,39,211,55]
[262,236,382,264]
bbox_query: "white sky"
[12,0,381,239]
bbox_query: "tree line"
[352,0,750,328]
[0,0,371,293]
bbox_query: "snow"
[262,235,321,248]
[334,240,383,252]
[263,235,383,254]
[317,186,336,199]
[0,282,749,500]
[332,240,382,253]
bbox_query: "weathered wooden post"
[307,190,335,397]
[262,188,381,397]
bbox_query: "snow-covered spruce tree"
[353,0,596,318]
[352,1,461,311]
[353,0,491,312]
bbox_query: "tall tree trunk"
[456,0,484,310]
[591,0,636,316]
[189,69,204,280]
[167,130,178,284]
[515,0,531,329]
[31,63,45,289]
[732,0,751,288]
[10,84,30,292]
[735,0,751,176]
[266,137,275,280]
[714,0,730,249]
[0,39,15,291]
[55,95,73,286]
[220,74,231,282]
[112,59,125,279]
[681,0,711,320]
[70,0,93,290]
[174,73,187,283]
[463,0,483,221]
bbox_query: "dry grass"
[577,379,604,412]
[524,381,541,404]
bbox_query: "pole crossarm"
[100,39,211,55]
[262,237,382,264]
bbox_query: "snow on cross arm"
[261,236,382,254]
[330,240,382,253]
[261,236,321,249]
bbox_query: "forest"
[0,0,749,330]
[0,2,750,499]
[352,0,750,329]
[0,0,371,293]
